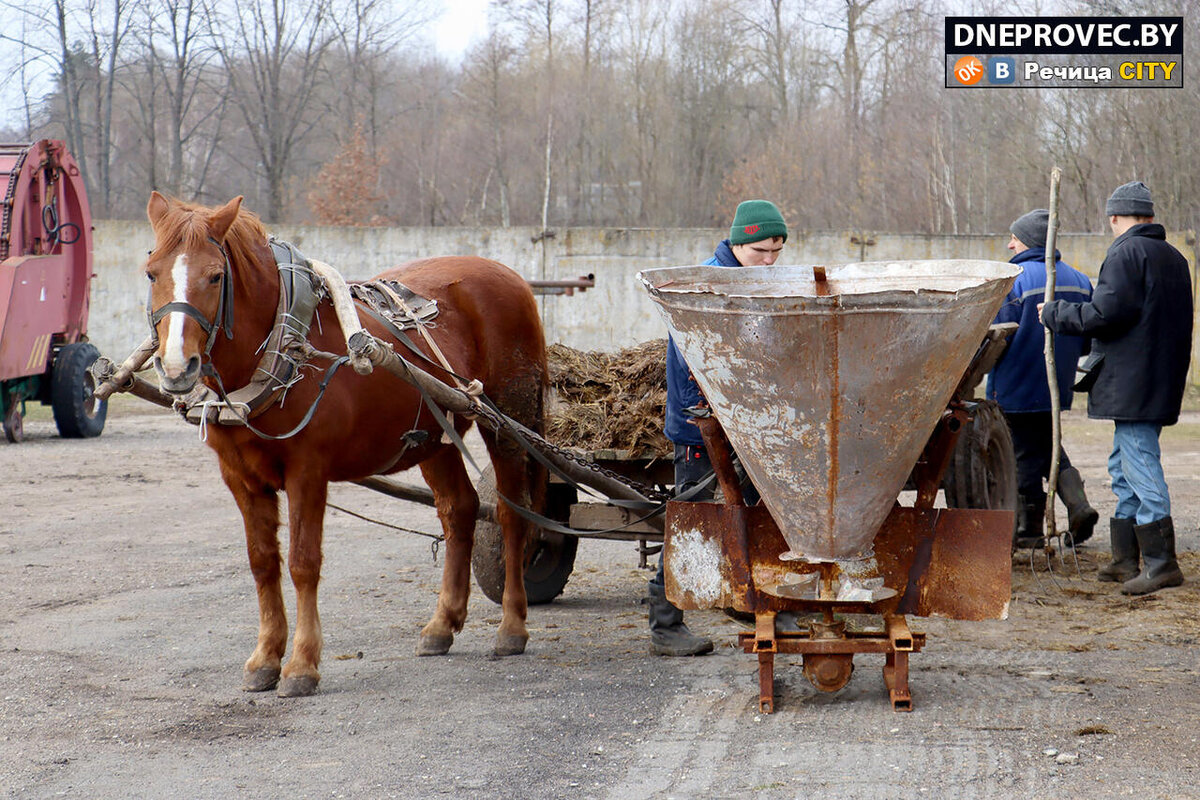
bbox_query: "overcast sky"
[431,0,490,60]
[1,0,490,133]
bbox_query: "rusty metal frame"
[738,613,927,713]
[664,410,1012,714]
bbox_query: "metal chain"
[0,146,30,261]
[471,399,673,504]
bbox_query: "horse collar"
[182,238,327,427]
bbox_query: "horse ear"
[208,196,244,241]
[147,191,169,226]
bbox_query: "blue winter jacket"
[665,240,739,444]
[986,247,1093,413]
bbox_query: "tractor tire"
[51,342,107,438]
[943,400,1017,511]
[471,465,578,606]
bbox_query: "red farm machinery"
[0,140,104,442]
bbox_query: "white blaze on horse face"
[161,253,192,375]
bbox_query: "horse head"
[144,191,255,395]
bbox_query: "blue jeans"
[1109,422,1169,525]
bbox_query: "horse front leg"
[220,463,286,693]
[415,446,480,656]
[278,474,328,697]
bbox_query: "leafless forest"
[3,0,1198,235]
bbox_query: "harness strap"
[369,338,674,536]
[374,281,482,398]
[194,355,350,440]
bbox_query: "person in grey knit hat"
[989,209,1097,549]
[1041,181,1192,594]
[1105,181,1155,217]
[1010,208,1050,249]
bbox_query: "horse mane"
[149,195,268,269]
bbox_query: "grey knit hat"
[1105,181,1154,217]
[1010,209,1049,249]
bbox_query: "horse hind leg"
[480,429,539,657]
[221,465,287,693]
[416,446,480,656]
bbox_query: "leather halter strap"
[146,236,234,356]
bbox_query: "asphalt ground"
[2,400,1198,799]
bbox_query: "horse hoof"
[494,633,528,657]
[416,633,453,656]
[277,674,320,697]
[242,667,281,692]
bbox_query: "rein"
[148,238,675,535]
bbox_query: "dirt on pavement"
[2,397,1199,799]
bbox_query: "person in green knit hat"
[650,199,787,656]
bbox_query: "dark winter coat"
[1041,223,1193,425]
[987,247,1093,413]
[665,240,738,445]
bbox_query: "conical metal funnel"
[639,260,1021,564]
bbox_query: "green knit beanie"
[729,200,788,245]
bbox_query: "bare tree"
[323,0,430,152]
[459,29,520,226]
[614,0,670,223]
[735,0,805,126]
[145,0,225,196]
[495,0,560,235]
[215,0,337,221]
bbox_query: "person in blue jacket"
[988,209,1098,549]
[648,199,787,657]
[1041,182,1192,595]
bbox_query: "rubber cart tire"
[471,465,578,606]
[51,342,107,438]
[3,392,23,443]
[943,400,1017,511]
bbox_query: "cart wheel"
[3,393,23,443]
[471,465,579,605]
[943,400,1017,511]
[51,342,107,439]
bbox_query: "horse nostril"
[152,355,165,375]
[185,356,201,377]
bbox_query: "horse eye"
[209,273,223,285]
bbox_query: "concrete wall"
[88,222,1198,371]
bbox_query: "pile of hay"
[546,339,672,458]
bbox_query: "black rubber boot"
[1014,493,1046,549]
[1057,467,1099,545]
[646,588,713,656]
[1121,517,1185,595]
[1098,517,1140,583]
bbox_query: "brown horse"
[143,191,546,696]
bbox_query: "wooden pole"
[1044,167,1063,540]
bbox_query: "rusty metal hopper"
[638,260,1020,565]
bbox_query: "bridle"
[146,235,349,441]
[146,235,235,357]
